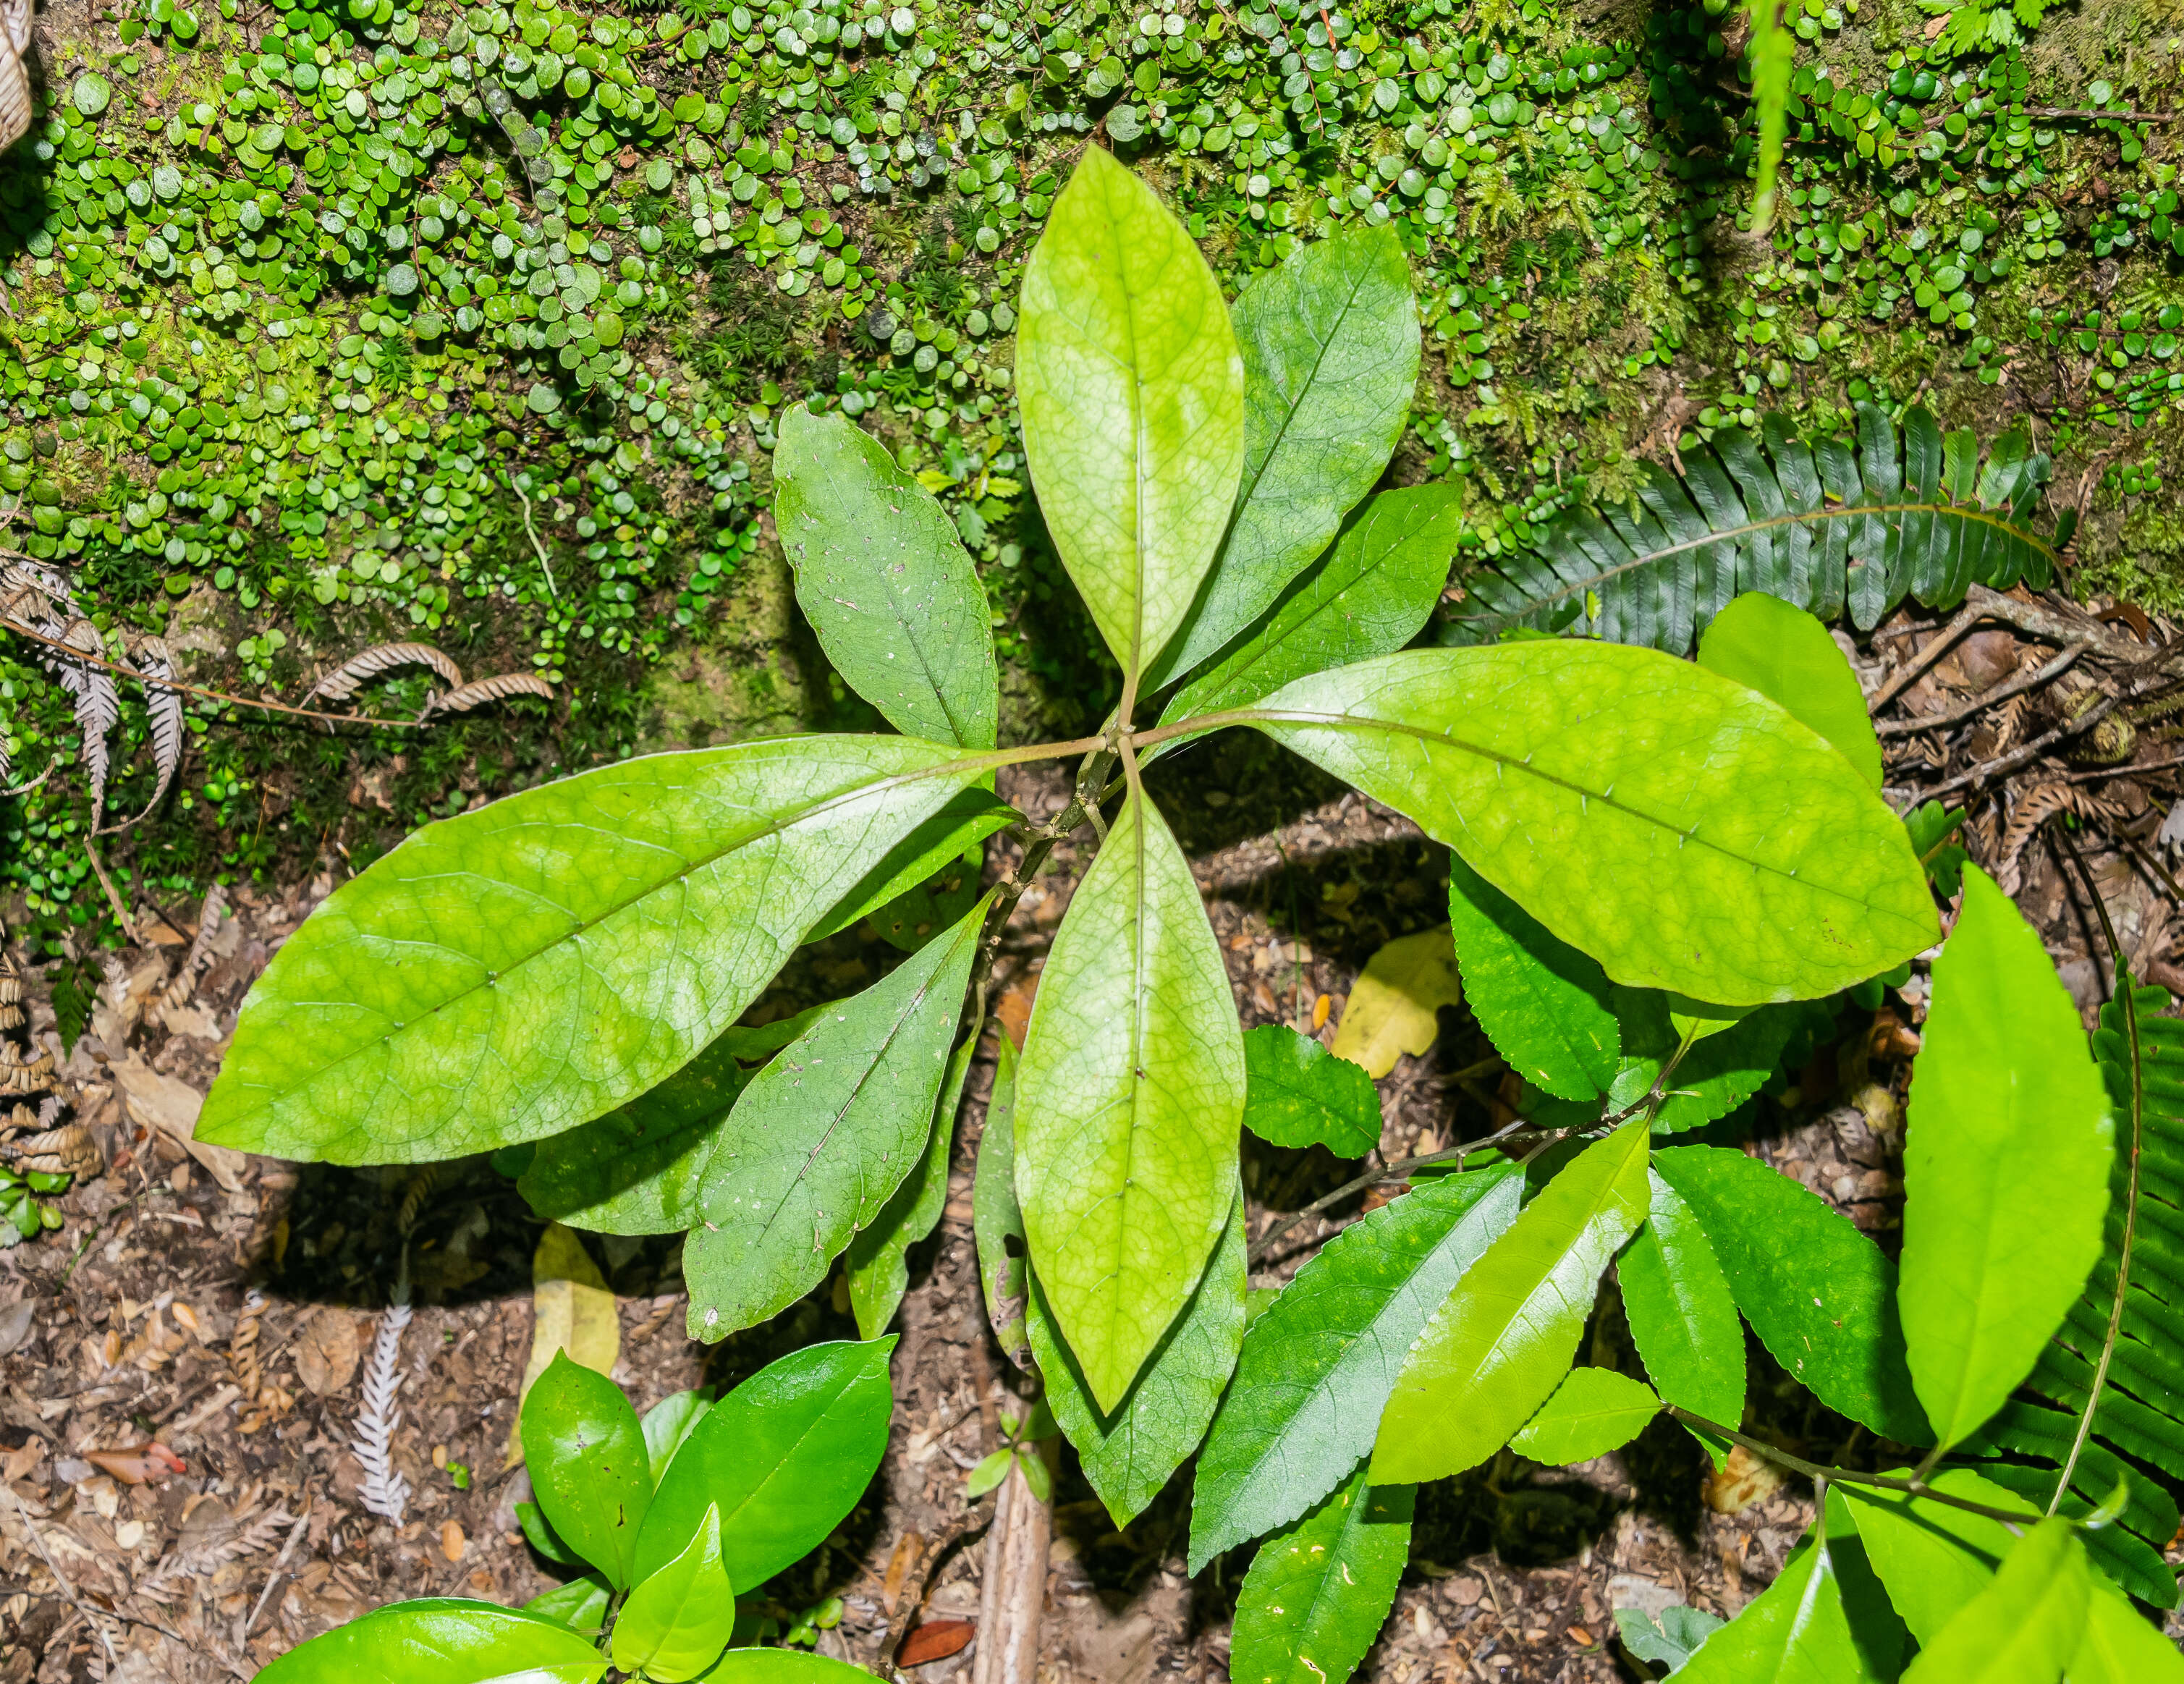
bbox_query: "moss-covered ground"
[1,0,2179,947]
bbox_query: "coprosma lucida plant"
[203,146,2178,1678]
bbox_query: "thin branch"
[2064,750,2184,784]
[2,1483,121,1668]
[82,839,139,944]
[876,1492,996,1667]
[1876,643,2088,737]
[1911,691,2125,804]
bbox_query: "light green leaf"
[1160,486,1462,727]
[1510,1367,1662,1464]
[637,1338,893,1591]
[1154,224,1421,685]
[846,1027,978,1338]
[774,405,999,749]
[612,1502,737,1682]
[965,1448,1014,1499]
[516,1500,585,1567]
[640,1390,716,1488]
[696,1650,876,1681]
[520,1351,652,1590]
[805,786,1017,944]
[1229,1461,1413,1684]
[1030,1196,1247,1527]
[1015,790,1245,1411]
[522,1572,611,1633]
[1373,1121,1651,1482]
[1676,1536,1882,1683]
[200,738,995,1164]
[1243,646,1939,1005]
[684,899,983,1338]
[252,1600,610,1684]
[1653,1145,1931,1445]
[974,1035,1030,1368]
[1017,147,1244,676]
[1900,1519,2090,1684]
[1902,866,2112,1450]
[1240,1025,1381,1156]
[1620,1172,1746,1443]
[1446,854,1618,1101]
[1697,590,1882,789]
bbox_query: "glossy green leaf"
[522,1571,611,1633]
[1159,487,1462,729]
[1903,801,1969,897]
[517,1499,585,1567]
[1654,1145,1931,1444]
[1607,989,1798,1135]
[1243,646,1939,1006]
[1015,790,1245,1411]
[1240,1025,1381,1156]
[696,1651,876,1681]
[1229,1460,1413,1684]
[1190,1166,1523,1569]
[613,1502,738,1682]
[200,737,994,1164]
[1902,866,2112,1450]
[520,1351,652,1590]
[1374,1122,1651,1482]
[1510,1367,1661,1464]
[640,1390,714,1489]
[637,1337,894,1591]
[1676,1537,1880,1684]
[1901,1519,2090,1684]
[1030,1196,1247,1527]
[1017,146,1244,676]
[1445,854,1618,1101]
[774,405,999,749]
[1697,591,1882,789]
[253,1600,610,1684]
[846,1028,978,1338]
[683,900,983,1338]
[1620,1172,1746,1439]
[974,1034,1030,1368]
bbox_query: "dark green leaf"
[637,1337,894,1591]
[515,1499,585,1568]
[1620,1172,1746,1439]
[1902,802,1968,897]
[612,1502,737,1681]
[846,1028,978,1338]
[1446,854,1617,1101]
[201,738,997,1164]
[1654,1146,1930,1444]
[1696,590,1882,788]
[1030,1196,1247,1527]
[1609,989,1798,1135]
[774,405,999,750]
[251,1600,609,1683]
[975,1035,1030,1368]
[684,900,983,1339]
[1509,1368,1660,1464]
[1614,1604,1724,1672]
[1676,1536,1883,1683]
[521,1572,610,1633]
[1154,222,1421,685]
[1190,1166,1523,1569]
[1240,1026,1381,1156]
[1229,1462,1413,1684]
[520,1351,651,1590]
[640,1390,714,1488]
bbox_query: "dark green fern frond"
[1445,405,2076,654]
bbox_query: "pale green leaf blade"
[1154,225,1422,684]
[774,405,999,749]
[1017,147,1244,674]
[1373,1121,1651,1482]
[1015,790,1245,1410]
[1902,866,2113,1450]
[684,900,983,1338]
[1030,1195,1247,1526]
[640,1389,714,1488]
[698,1651,876,1681]
[1620,1172,1746,1433]
[522,1572,611,1633]
[1245,646,1939,1005]
[1697,589,1882,789]
[803,786,1015,945]
[200,737,994,1164]
[1241,1025,1381,1156]
[1509,1367,1661,1464]
[1446,853,1618,1101]
[1161,486,1465,728]
[1615,1604,1724,1672]
[1229,1460,1413,1684]
[1654,1145,1931,1444]
[1900,1519,2091,1684]
[635,1338,893,1589]
[252,1600,610,1684]
[1676,1537,1881,1684]
[611,1503,737,1683]
[846,1025,979,1338]
[974,1034,1030,1367]
[1190,1166,1523,1569]
[520,1351,651,1590]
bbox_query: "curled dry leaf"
[1330,926,1465,1080]
[897,1617,978,1666]
[294,1306,363,1397]
[302,640,464,706]
[0,1122,101,1177]
[416,672,555,721]
[85,1442,187,1486]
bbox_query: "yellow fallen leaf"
[1332,925,1463,1079]
[504,1222,620,1467]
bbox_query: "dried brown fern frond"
[301,642,464,708]
[161,883,227,1010]
[114,635,185,832]
[1996,783,2130,893]
[416,672,554,720]
[0,1122,100,1177]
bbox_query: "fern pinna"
[1446,405,2075,654]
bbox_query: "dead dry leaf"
[1330,925,1463,1079]
[111,1054,252,1193]
[293,1307,361,1397]
[898,1617,977,1667]
[84,1443,185,1486]
[504,1223,619,1467]
[1702,1443,1790,1515]
[441,1519,466,1563]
